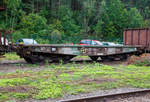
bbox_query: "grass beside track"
[0,53,150,101]
[0,62,150,101]
[0,53,22,61]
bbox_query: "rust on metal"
[138,29,140,45]
[124,28,150,50]
[123,30,126,45]
[146,28,148,45]
[133,30,138,45]
[131,29,133,45]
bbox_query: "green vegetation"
[0,63,150,101]
[35,81,63,99]
[2,53,22,60]
[134,60,150,66]
[0,0,149,43]
[0,53,22,61]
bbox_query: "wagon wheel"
[107,56,116,61]
[24,57,33,64]
[120,55,128,61]
[51,57,61,63]
[24,56,45,64]
[101,56,115,61]
[62,55,75,63]
[100,56,109,61]
[89,56,99,61]
[51,55,75,63]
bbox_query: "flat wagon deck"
[15,44,143,64]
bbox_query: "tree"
[127,7,145,28]
[96,0,128,41]
[3,0,22,29]
[121,0,150,19]
[18,13,48,37]
[94,20,103,38]
[79,0,101,35]
[57,5,80,36]
[0,0,149,43]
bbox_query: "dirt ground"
[0,59,137,102]
[0,58,126,73]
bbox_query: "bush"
[135,60,150,66]
[127,53,150,66]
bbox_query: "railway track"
[0,60,26,65]
[59,89,150,102]
[0,59,123,65]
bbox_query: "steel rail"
[59,89,150,102]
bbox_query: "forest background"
[0,0,150,44]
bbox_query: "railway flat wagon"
[15,28,150,64]
[16,44,140,64]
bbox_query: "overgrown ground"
[0,53,150,101]
[0,53,23,61]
